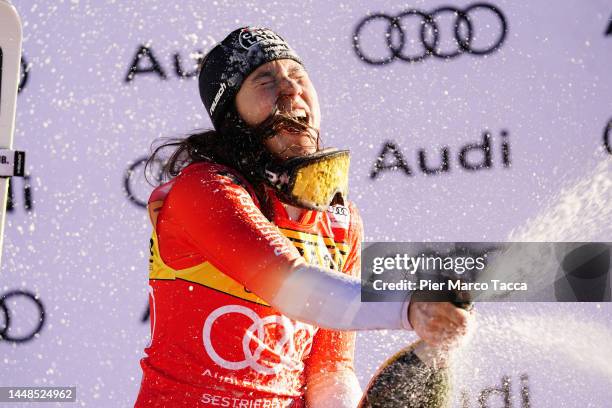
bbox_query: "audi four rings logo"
[202,305,316,375]
[0,290,46,344]
[353,3,508,65]
[124,155,163,208]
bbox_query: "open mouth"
[255,107,316,141]
[277,111,310,134]
[282,109,309,124]
[291,111,309,126]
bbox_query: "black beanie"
[198,27,303,130]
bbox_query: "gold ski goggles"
[264,148,350,211]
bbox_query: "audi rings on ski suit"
[0,290,45,343]
[353,3,508,65]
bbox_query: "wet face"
[235,59,321,160]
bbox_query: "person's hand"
[408,300,473,348]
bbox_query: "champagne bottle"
[359,299,472,408]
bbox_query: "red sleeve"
[304,203,363,378]
[158,162,305,300]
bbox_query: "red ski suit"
[135,161,363,407]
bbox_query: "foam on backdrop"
[1,0,610,406]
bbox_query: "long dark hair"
[144,104,320,195]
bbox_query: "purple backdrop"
[1,0,610,406]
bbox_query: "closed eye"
[258,80,275,87]
[289,68,306,80]
[251,70,275,87]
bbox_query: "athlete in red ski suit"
[135,26,471,408]
[135,161,363,407]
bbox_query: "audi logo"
[0,290,45,343]
[124,155,163,208]
[353,3,508,65]
[202,305,316,375]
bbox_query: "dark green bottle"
[359,300,472,408]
